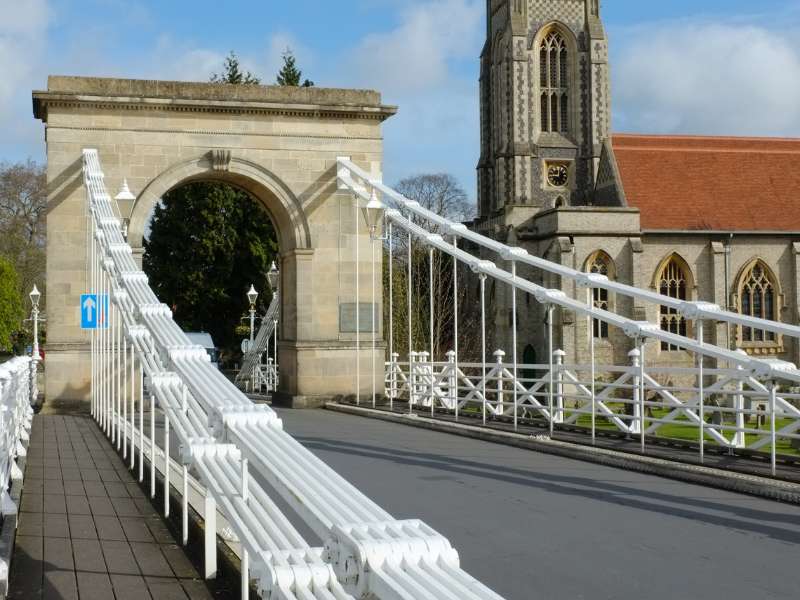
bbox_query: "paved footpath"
[8,413,214,600]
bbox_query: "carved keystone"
[211,149,232,172]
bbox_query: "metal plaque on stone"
[340,302,377,333]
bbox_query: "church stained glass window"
[738,260,778,344]
[539,31,569,134]
[657,256,690,351]
[587,251,613,339]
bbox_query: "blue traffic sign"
[81,294,108,329]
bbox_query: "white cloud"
[0,0,484,193]
[0,0,51,36]
[335,0,483,191]
[149,36,226,82]
[147,32,313,86]
[613,21,800,136]
[345,0,482,94]
[0,0,51,158]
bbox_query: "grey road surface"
[277,408,800,600]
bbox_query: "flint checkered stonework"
[528,0,585,25]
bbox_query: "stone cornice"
[33,76,398,123]
[45,124,383,143]
[33,92,398,122]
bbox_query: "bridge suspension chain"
[336,157,800,384]
[83,149,506,600]
[337,157,800,474]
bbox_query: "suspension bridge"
[1,76,796,598]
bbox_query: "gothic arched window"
[522,344,537,382]
[737,260,779,345]
[656,255,692,351]
[586,251,614,339]
[539,31,569,134]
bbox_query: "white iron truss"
[385,350,800,458]
[83,149,506,600]
[235,292,280,393]
[336,157,800,475]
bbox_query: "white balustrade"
[0,356,33,593]
[384,348,800,469]
[337,156,800,476]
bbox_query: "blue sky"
[2,0,800,200]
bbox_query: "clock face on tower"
[547,164,569,188]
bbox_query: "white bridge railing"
[235,291,280,394]
[83,149,505,600]
[384,351,800,466]
[337,157,800,477]
[0,356,34,593]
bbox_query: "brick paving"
[8,413,214,600]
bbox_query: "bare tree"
[394,174,475,227]
[0,159,47,308]
[383,174,480,361]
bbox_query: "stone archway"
[129,157,312,382]
[33,76,396,405]
[128,155,312,253]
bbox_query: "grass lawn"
[572,406,799,457]
[412,400,799,458]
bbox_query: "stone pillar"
[629,237,645,322]
[792,242,800,366]
[43,139,91,404]
[710,241,729,354]
[555,237,576,364]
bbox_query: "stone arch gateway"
[33,76,396,406]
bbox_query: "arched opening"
[128,156,311,254]
[584,250,616,339]
[735,258,782,352]
[125,157,314,395]
[142,179,279,369]
[653,253,694,351]
[535,24,575,136]
[522,344,538,382]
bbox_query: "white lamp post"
[267,261,279,293]
[361,188,387,407]
[115,179,136,203]
[247,284,258,344]
[30,285,41,356]
[29,284,42,405]
[362,188,386,240]
[115,180,135,240]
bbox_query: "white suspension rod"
[339,158,800,341]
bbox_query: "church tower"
[477,0,610,221]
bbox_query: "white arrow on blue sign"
[81,294,109,329]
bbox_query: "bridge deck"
[8,413,213,600]
[278,407,800,600]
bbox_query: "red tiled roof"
[611,134,800,231]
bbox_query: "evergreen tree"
[144,183,278,360]
[0,257,24,352]
[210,51,261,85]
[276,49,314,87]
